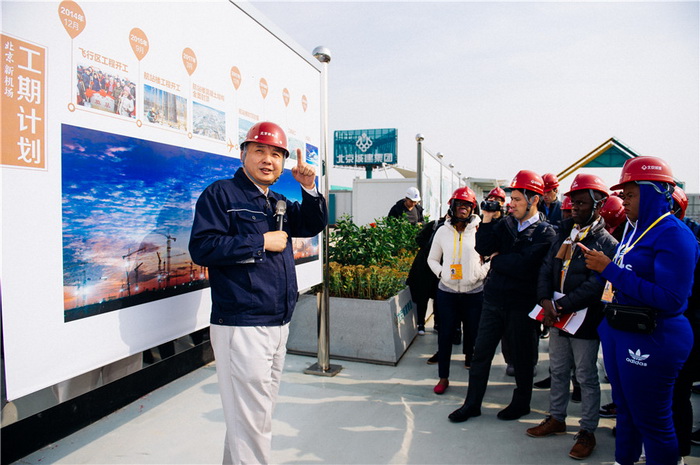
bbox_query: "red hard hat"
[487,187,507,202]
[599,195,625,230]
[542,173,560,192]
[561,196,572,211]
[450,186,477,207]
[672,186,688,219]
[240,121,289,158]
[510,170,545,195]
[610,156,675,190]
[565,173,609,197]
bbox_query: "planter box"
[288,287,418,365]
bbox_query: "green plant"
[322,215,420,300]
[329,215,419,266]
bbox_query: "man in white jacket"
[428,187,490,394]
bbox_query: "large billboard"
[1,1,322,400]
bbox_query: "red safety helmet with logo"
[561,196,572,211]
[510,170,545,195]
[672,186,688,220]
[610,156,675,190]
[542,173,560,193]
[565,173,609,197]
[599,195,625,232]
[450,186,477,207]
[240,121,289,158]
[487,187,507,202]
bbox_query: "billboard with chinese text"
[1,1,322,400]
[334,128,397,166]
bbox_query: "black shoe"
[426,353,439,365]
[534,376,551,389]
[599,402,617,418]
[540,327,550,339]
[505,364,515,376]
[448,404,482,423]
[417,325,425,335]
[571,385,582,403]
[464,357,471,369]
[497,404,530,421]
[453,329,462,345]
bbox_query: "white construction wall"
[352,178,418,225]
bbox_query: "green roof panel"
[582,145,633,168]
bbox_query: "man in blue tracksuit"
[189,121,327,464]
[584,156,699,465]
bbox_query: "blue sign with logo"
[334,128,397,166]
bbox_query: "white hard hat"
[405,186,421,202]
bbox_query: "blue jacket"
[601,182,699,317]
[189,168,327,326]
[538,199,563,229]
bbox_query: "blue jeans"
[463,300,539,410]
[436,289,483,379]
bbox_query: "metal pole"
[305,46,341,377]
[436,152,444,213]
[415,134,424,199]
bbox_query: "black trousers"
[463,300,539,410]
[672,320,700,457]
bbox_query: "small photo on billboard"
[143,84,187,131]
[288,137,304,163]
[305,143,319,167]
[76,63,136,118]
[238,118,255,150]
[193,101,226,141]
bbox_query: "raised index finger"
[296,147,304,166]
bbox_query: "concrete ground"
[13,321,700,465]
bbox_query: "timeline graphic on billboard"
[334,128,397,166]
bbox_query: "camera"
[480,199,502,212]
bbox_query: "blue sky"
[249,1,699,192]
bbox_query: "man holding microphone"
[189,122,327,464]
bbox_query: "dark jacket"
[538,199,562,229]
[476,214,557,308]
[406,218,444,303]
[189,168,327,326]
[537,217,618,339]
[388,199,424,224]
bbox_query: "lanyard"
[612,212,670,266]
[560,223,592,292]
[452,229,463,265]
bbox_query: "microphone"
[275,200,287,231]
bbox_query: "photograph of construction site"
[61,124,319,322]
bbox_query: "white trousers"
[210,323,289,465]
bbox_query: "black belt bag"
[604,303,657,334]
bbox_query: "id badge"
[450,264,463,280]
[601,281,614,303]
